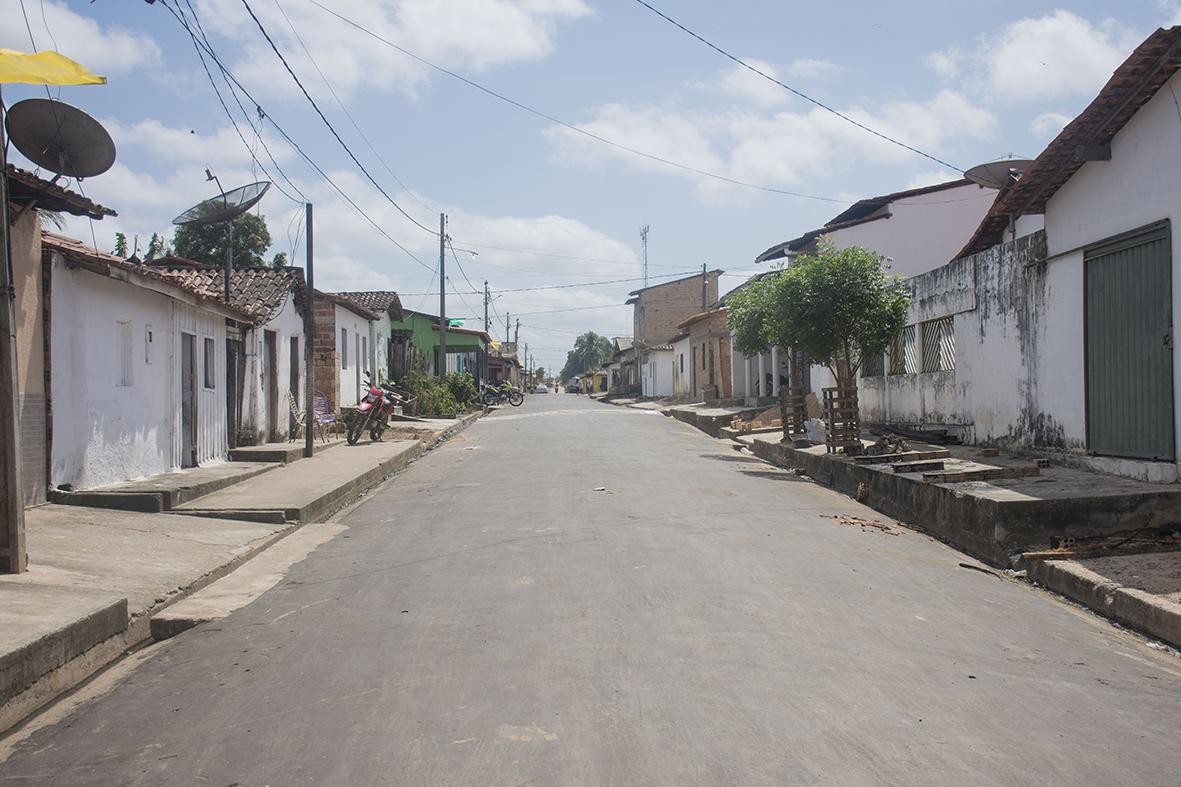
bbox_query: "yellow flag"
[0,49,106,85]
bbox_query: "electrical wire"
[301,0,855,204]
[270,0,434,213]
[629,0,963,173]
[238,0,438,235]
[159,0,436,273]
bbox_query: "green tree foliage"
[174,212,272,268]
[560,332,614,380]
[113,232,128,257]
[271,252,288,269]
[729,240,909,388]
[533,366,546,382]
[144,232,171,261]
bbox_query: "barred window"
[921,317,956,372]
[890,325,918,375]
[861,351,885,377]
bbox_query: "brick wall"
[311,300,340,412]
[633,272,720,344]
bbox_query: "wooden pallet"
[923,465,1041,483]
[851,449,951,464]
[823,386,861,454]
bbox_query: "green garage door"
[1085,222,1174,460]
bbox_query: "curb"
[1028,558,1181,648]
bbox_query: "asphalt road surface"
[4,394,1181,785]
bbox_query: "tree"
[560,332,614,381]
[271,252,288,269]
[113,232,128,258]
[174,212,272,268]
[144,232,170,261]
[533,366,546,383]
[728,241,909,441]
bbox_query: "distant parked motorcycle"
[347,374,411,444]
[480,382,523,407]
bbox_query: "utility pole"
[701,261,707,309]
[483,280,489,333]
[303,202,316,460]
[0,104,26,573]
[514,319,519,346]
[438,213,447,380]
[505,312,511,347]
[640,224,650,288]
[524,343,529,387]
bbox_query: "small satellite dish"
[4,98,116,179]
[964,159,1034,190]
[172,181,271,226]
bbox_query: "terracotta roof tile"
[157,266,306,323]
[7,165,115,219]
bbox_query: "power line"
[158,0,436,273]
[302,0,854,204]
[270,0,433,213]
[629,0,962,172]
[237,0,438,235]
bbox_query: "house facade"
[677,308,733,401]
[312,291,380,412]
[858,27,1181,483]
[338,291,404,383]
[640,345,674,398]
[43,234,253,490]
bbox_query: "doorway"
[263,330,278,442]
[180,333,198,467]
[289,336,300,436]
[1085,222,1175,460]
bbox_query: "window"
[117,320,133,387]
[144,324,154,365]
[203,337,216,389]
[921,317,956,372]
[680,354,684,373]
[340,328,348,369]
[362,336,368,372]
[889,325,918,375]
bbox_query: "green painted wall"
[391,310,487,370]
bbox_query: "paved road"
[4,395,1181,785]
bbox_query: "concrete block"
[1029,560,1118,615]
[892,460,945,473]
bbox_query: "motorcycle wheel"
[508,391,524,407]
[370,421,386,442]
[346,411,370,445]
[482,391,497,406]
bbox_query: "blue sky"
[3,0,1179,370]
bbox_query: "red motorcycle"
[347,374,410,445]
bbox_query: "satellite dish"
[172,181,271,226]
[4,98,116,179]
[964,159,1034,190]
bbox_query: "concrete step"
[228,437,344,464]
[48,462,279,513]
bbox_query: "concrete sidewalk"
[1030,551,1181,648]
[0,505,291,731]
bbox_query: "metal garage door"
[1085,221,1174,460]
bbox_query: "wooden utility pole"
[483,280,489,333]
[438,213,447,379]
[303,202,316,459]
[514,319,519,345]
[701,262,707,309]
[0,102,26,573]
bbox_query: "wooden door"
[181,333,197,467]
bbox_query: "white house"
[153,260,309,445]
[43,233,254,490]
[312,291,381,413]
[732,178,1001,406]
[858,26,1181,483]
[671,333,693,400]
[338,291,405,382]
[640,344,675,398]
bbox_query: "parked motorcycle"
[480,382,524,407]
[347,374,411,444]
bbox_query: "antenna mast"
[640,225,650,288]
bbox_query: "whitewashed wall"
[336,305,372,407]
[172,302,229,470]
[373,318,390,383]
[827,182,997,277]
[671,336,692,399]
[242,292,304,443]
[642,349,674,397]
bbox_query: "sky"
[2,0,1180,372]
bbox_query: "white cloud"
[925,47,962,81]
[712,59,794,108]
[904,169,957,190]
[100,119,294,169]
[930,11,1141,105]
[1029,111,1073,138]
[193,0,591,100]
[547,89,994,202]
[786,58,841,80]
[0,0,161,74]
